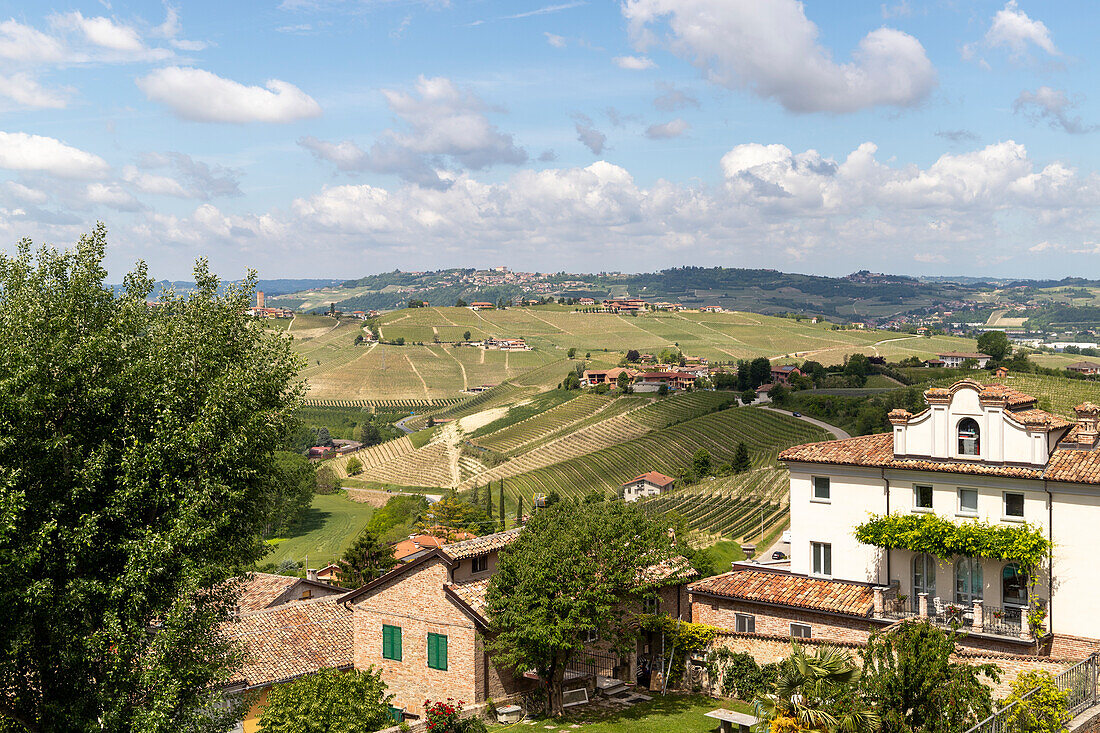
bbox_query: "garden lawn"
[493,694,752,732]
[264,492,375,569]
[698,540,747,574]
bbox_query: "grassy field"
[263,492,375,570]
[291,306,984,401]
[489,694,752,731]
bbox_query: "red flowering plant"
[423,698,463,732]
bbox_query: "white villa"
[779,379,1100,657]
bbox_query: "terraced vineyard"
[471,393,615,454]
[496,408,827,500]
[330,436,415,478]
[302,397,463,410]
[358,427,458,487]
[975,374,1100,419]
[626,391,739,430]
[642,467,791,542]
[403,383,530,431]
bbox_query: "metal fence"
[566,650,619,679]
[964,653,1099,733]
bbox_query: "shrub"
[345,456,363,475]
[1004,671,1070,733]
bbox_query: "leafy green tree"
[345,456,364,476]
[471,484,480,505]
[616,371,633,392]
[315,426,334,447]
[657,383,669,396]
[567,347,577,359]
[768,384,790,404]
[338,527,397,588]
[844,353,871,385]
[733,442,752,473]
[315,465,341,495]
[625,349,640,362]
[456,299,468,307]
[463,330,471,341]
[258,667,393,733]
[736,360,751,391]
[692,448,712,477]
[741,389,756,405]
[563,372,581,390]
[368,494,429,543]
[977,331,1011,361]
[354,334,363,345]
[0,226,302,732]
[485,498,674,716]
[516,496,524,525]
[749,357,772,388]
[1003,670,1070,733]
[861,621,999,733]
[754,643,878,733]
[265,451,317,536]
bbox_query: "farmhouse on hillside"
[633,371,695,392]
[1067,361,1100,375]
[705,379,1100,660]
[769,365,802,385]
[621,472,676,502]
[469,302,495,311]
[936,351,991,368]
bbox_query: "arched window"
[913,553,936,611]
[958,418,980,456]
[955,557,983,605]
[1002,564,1028,606]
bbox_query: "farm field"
[263,492,375,570]
[290,305,985,402]
[971,373,1100,418]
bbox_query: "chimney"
[306,568,318,581]
[1075,403,1100,447]
[257,290,265,308]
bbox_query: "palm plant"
[754,642,880,732]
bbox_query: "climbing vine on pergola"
[854,513,1050,570]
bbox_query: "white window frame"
[957,488,978,516]
[790,623,811,639]
[811,476,831,503]
[913,484,933,512]
[1002,492,1025,521]
[811,541,832,577]
[734,613,756,634]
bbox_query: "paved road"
[395,414,418,434]
[760,406,851,440]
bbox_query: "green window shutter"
[428,632,448,670]
[383,625,402,661]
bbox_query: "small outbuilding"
[621,471,676,502]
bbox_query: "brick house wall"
[708,632,1077,698]
[351,558,479,713]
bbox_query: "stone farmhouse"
[712,378,1100,659]
[621,471,676,502]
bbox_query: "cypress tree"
[499,480,505,530]
[485,481,493,517]
[516,496,524,525]
[471,484,480,505]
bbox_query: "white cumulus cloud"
[0,73,71,109]
[621,0,936,113]
[646,118,690,139]
[985,1,1058,57]
[613,55,656,70]
[0,131,109,178]
[137,67,322,123]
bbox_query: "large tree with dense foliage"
[264,451,317,536]
[0,226,303,732]
[484,497,674,716]
[860,621,998,733]
[977,331,1012,361]
[338,527,397,588]
[257,668,392,733]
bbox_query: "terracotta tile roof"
[1045,450,1100,484]
[445,578,490,621]
[690,566,875,617]
[441,527,522,560]
[1006,408,1072,429]
[237,573,303,614]
[392,530,477,561]
[224,596,352,689]
[624,471,676,488]
[980,383,1038,407]
[780,434,895,467]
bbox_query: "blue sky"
[0,0,1098,280]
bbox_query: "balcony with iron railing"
[872,588,1034,641]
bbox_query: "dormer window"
[958,418,980,456]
